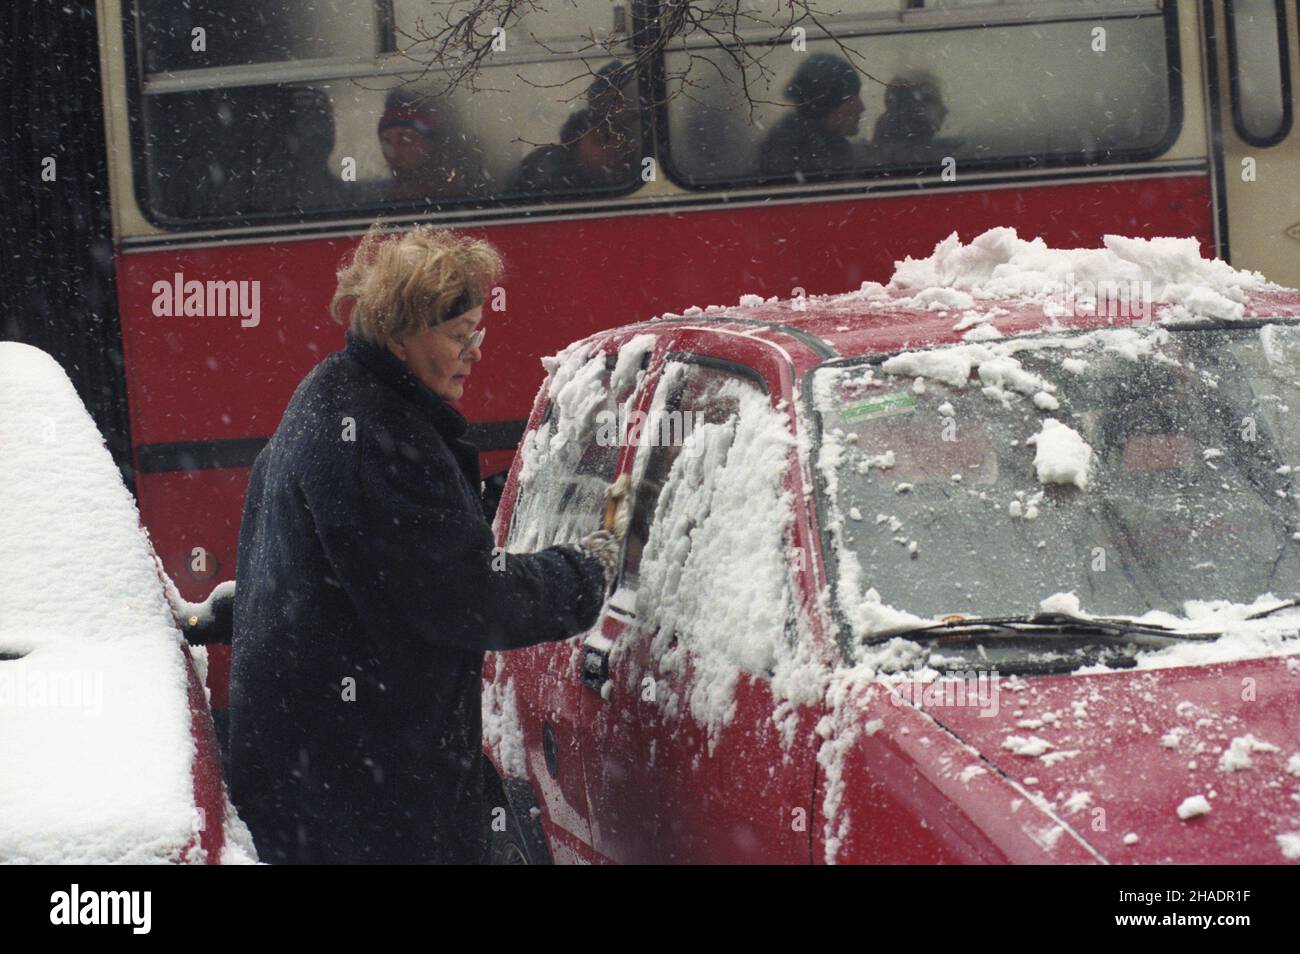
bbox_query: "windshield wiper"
[1246,597,1300,620]
[871,612,1221,644]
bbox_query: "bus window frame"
[1225,0,1293,147]
[120,0,655,230]
[652,0,1185,192]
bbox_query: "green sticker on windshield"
[842,391,917,421]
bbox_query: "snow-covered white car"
[483,229,1300,864]
[0,343,253,863]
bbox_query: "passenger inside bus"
[759,54,866,178]
[509,109,628,194]
[509,61,640,195]
[377,88,485,201]
[868,70,962,167]
[278,86,346,210]
[586,59,640,166]
[154,84,342,219]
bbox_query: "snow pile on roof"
[851,227,1282,323]
[0,343,202,863]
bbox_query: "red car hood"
[919,656,1300,863]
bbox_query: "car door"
[486,342,644,863]
[580,353,820,863]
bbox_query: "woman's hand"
[578,475,632,589]
[578,528,622,589]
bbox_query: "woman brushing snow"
[228,224,619,863]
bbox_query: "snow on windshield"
[0,344,246,863]
[813,323,1300,667]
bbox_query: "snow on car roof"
[0,343,202,862]
[627,229,1300,369]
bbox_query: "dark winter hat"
[587,60,634,114]
[377,88,443,139]
[785,54,862,116]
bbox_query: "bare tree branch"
[376,0,901,112]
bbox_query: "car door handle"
[581,635,612,692]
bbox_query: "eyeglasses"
[446,326,486,360]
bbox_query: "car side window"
[624,360,800,689]
[621,362,745,585]
[507,350,631,551]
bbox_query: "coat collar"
[343,330,470,441]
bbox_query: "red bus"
[84,0,1298,723]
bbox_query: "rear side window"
[507,349,635,552]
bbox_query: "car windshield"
[812,322,1300,645]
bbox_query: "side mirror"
[181,580,236,646]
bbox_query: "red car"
[482,235,1300,864]
[0,342,252,864]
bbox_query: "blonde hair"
[330,223,503,344]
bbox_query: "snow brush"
[603,473,631,533]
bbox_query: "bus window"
[143,84,349,220]
[132,1,643,225]
[662,0,1173,186]
[1226,0,1292,146]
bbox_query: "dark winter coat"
[508,142,620,195]
[509,143,583,193]
[758,110,853,177]
[228,330,606,864]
